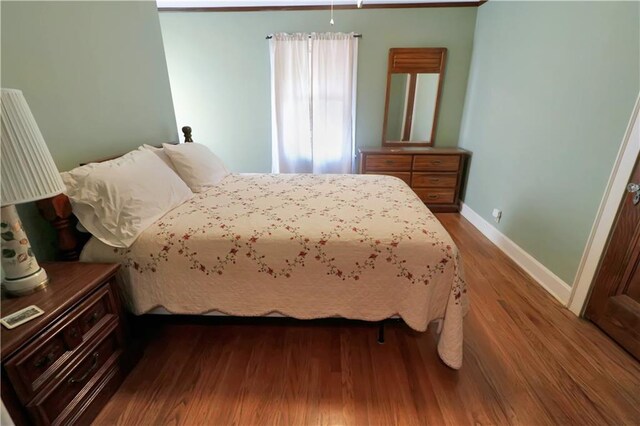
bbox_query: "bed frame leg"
[377,322,385,344]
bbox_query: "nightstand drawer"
[365,155,412,171]
[414,189,456,204]
[412,173,457,188]
[28,323,122,425]
[365,172,411,186]
[5,284,118,403]
[77,283,116,338]
[413,155,460,172]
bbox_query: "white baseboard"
[459,203,572,305]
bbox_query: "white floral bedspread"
[81,173,468,368]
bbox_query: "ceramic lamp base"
[3,268,49,296]
[1,204,49,296]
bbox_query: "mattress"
[80,173,468,368]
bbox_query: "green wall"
[159,7,477,172]
[458,1,640,284]
[1,0,176,260]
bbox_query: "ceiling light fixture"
[330,0,334,25]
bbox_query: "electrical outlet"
[492,208,502,223]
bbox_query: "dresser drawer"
[414,189,456,204]
[364,155,412,171]
[5,284,118,403]
[412,173,457,188]
[365,172,411,186]
[413,155,460,172]
[358,148,468,213]
[28,323,122,425]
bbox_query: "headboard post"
[36,194,86,261]
[182,126,193,142]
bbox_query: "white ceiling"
[156,0,474,9]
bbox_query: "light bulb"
[357,0,363,8]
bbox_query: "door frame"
[568,92,640,315]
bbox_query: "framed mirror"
[382,48,447,147]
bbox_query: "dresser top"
[358,146,470,155]
[1,262,119,358]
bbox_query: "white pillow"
[138,144,178,173]
[61,149,193,248]
[162,143,229,192]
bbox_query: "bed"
[38,128,468,369]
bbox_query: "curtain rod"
[266,33,362,39]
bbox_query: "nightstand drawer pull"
[63,324,83,350]
[69,327,80,339]
[431,160,442,165]
[33,347,60,368]
[427,194,439,199]
[430,178,440,182]
[88,311,101,324]
[68,353,99,384]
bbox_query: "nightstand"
[1,262,136,425]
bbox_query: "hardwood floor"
[93,213,640,425]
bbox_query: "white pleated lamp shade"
[1,88,65,206]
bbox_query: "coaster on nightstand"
[1,305,44,329]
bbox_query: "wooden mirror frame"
[381,47,447,147]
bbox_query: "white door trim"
[568,93,640,315]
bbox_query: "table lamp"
[1,88,65,296]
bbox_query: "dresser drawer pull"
[68,352,99,384]
[429,178,441,182]
[427,194,440,199]
[33,347,60,368]
[385,160,394,165]
[431,160,442,165]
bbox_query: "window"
[269,32,359,174]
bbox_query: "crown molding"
[158,0,485,12]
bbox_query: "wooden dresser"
[359,147,469,212]
[1,262,136,426]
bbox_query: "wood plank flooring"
[94,213,640,425]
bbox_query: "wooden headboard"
[37,126,194,261]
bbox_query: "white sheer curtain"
[270,32,358,173]
[270,33,311,173]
